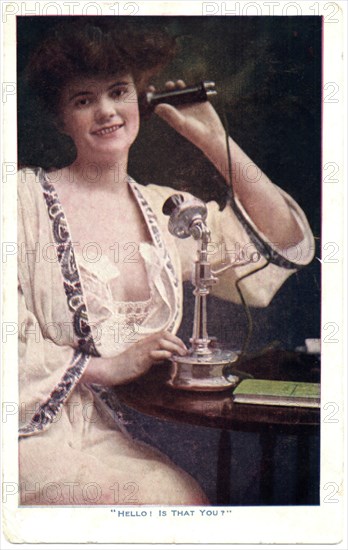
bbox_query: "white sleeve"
[141,183,315,307]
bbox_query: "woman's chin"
[78,145,130,166]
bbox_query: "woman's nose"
[95,96,119,122]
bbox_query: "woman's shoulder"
[17,167,46,213]
[17,166,41,192]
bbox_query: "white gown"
[17,167,315,504]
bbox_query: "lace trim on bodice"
[111,294,154,326]
[74,245,161,335]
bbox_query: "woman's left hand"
[150,80,226,153]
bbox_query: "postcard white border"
[1,0,347,547]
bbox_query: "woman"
[18,19,314,505]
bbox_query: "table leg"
[295,430,320,504]
[216,429,231,504]
[259,428,277,504]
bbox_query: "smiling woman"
[58,76,140,166]
[17,16,315,506]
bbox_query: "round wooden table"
[115,349,320,504]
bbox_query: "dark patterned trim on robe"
[19,168,100,436]
[19,350,89,437]
[19,169,181,436]
[39,168,99,356]
[129,179,181,331]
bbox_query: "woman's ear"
[136,73,154,119]
[138,91,151,119]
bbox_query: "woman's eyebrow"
[69,90,94,101]
[107,80,130,90]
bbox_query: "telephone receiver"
[138,80,217,117]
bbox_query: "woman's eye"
[75,97,91,108]
[111,87,128,99]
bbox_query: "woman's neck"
[57,154,130,195]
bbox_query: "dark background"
[17,16,321,505]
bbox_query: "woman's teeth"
[95,124,123,136]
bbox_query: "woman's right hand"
[81,331,188,386]
[131,330,188,370]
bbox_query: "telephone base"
[167,349,239,392]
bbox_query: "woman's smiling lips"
[91,123,125,137]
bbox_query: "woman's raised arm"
[154,84,304,250]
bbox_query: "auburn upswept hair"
[27,18,178,114]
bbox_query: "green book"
[232,379,320,408]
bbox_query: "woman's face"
[58,74,140,164]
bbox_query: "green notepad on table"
[232,379,320,408]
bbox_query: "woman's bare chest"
[57,187,153,301]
